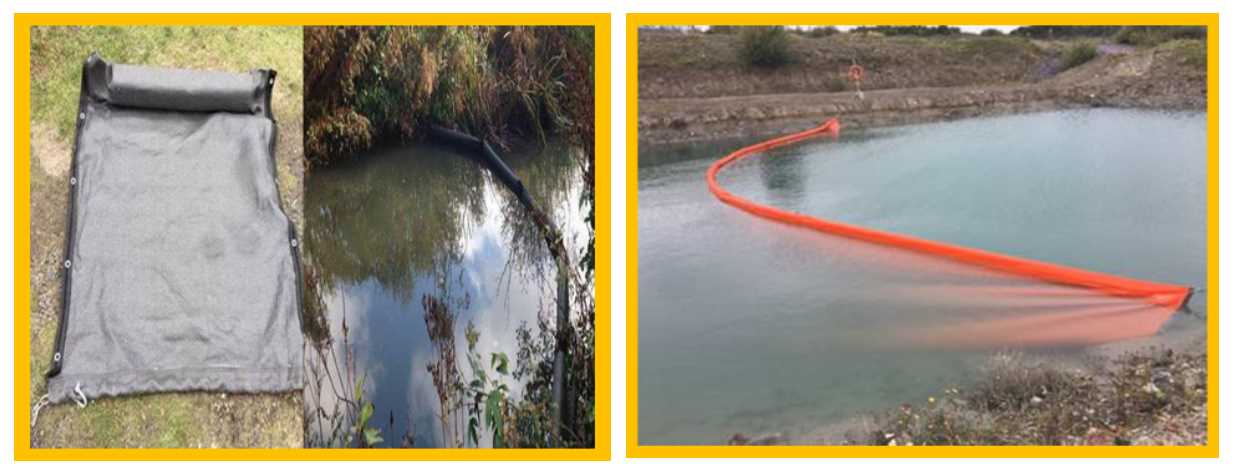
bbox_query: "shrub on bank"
[738,26,795,68]
[1061,42,1098,70]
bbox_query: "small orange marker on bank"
[848,61,865,100]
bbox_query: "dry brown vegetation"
[303,26,594,167]
[845,348,1207,446]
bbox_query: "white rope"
[72,382,88,408]
[30,394,51,428]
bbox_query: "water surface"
[638,109,1208,444]
[305,140,586,447]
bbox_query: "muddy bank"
[638,31,1206,145]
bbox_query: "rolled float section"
[82,53,274,115]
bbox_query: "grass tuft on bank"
[1061,42,1098,70]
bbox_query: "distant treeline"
[643,25,1207,45]
[1008,26,1124,38]
[1009,25,1206,43]
[304,26,594,167]
[850,25,962,36]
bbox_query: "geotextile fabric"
[45,54,303,404]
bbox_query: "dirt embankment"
[638,31,1207,145]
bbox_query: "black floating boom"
[428,125,530,206]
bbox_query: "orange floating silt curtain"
[706,118,1192,348]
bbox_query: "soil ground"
[27,26,306,448]
[638,30,1207,145]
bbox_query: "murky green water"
[637,109,1207,445]
[305,141,587,447]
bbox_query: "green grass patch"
[31,26,302,140]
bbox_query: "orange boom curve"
[706,118,1193,347]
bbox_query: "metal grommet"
[290,238,298,248]
[63,260,71,269]
[78,112,85,120]
[53,352,61,362]
[69,176,77,186]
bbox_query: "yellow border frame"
[14,13,611,461]
[626,13,1218,458]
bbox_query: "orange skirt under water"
[706,118,1192,348]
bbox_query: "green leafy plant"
[351,375,384,447]
[463,323,513,447]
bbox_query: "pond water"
[637,109,1208,445]
[304,140,587,447]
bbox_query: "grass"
[27,25,304,448]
